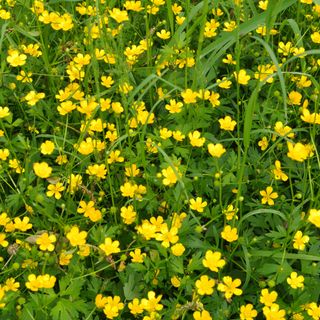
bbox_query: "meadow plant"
[0,0,320,319]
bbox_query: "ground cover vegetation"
[0,0,320,318]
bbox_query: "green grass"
[0,0,320,319]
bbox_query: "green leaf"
[60,277,85,299]
[123,273,141,300]
[250,251,320,262]
[169,256,184,274]
[51,298,88,320]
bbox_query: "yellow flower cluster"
[25,274,56,291]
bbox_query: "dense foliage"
[0,0,320,319]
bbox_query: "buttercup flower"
[217,276,242,299]
[221,225,238,242]
[287,272,304,289]
[33,162,52,178]
[260,186,278,206]
[195,275,215,295]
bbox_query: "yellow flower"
[287,272,304,289]
[25,274,40,291]
[121,181,139,198]
[219,116,237,131]
[95,294,108,309]
[189,197,207,213]
[278,41,294,56]
[0,149,10,161]
[46,182,64,199]
[171,243,185,256]
[66,226,87,246]
[36,232,56,251]
[170,276,181,288]
[259,0,268,10]
[240,304,258,320]
[223,54,236,65]
[254,64,275,83]
[128,298,144,315]
[0,106,11,118]
[112,101,124,114]
[6,49,27,67]
[103,296,124,319]
[130,248,146,263]
[16,70,33,83]
[221,225,238,242]
[258,136,268,151]
[38,274,56,289]
[308,208,320,228]
[181,88,198,104]
[141,291,163,313]
[9,158,25,174]
[296,75,311,88]
[124,1,144,12]
[272,160,288,181]
[14,216,32,231]
[165,99,183,113]
[307,302,320,319]
[155,224,179,248]
[125,164,140,177]
[176,15,185,25]
[287,142,310,162]
[217,77,232,89]
[300,109,320,124]
[33,162,52,178]
[109,8,129,23]
[217,276,242,300]
[260,186,278,206]
[188,131,206,147]
[193,310,212,320]
[107,150,124,164]
[3,278,20,292]
[234,69,251,85]
[172,130,185,141]
[196,275,215,295]
[259,288,277,306]
[120,205,136,224]
[262,304,286,320]
[0,9,11,19]
[311,31,320,44]
[207,143,226,158]
[99,237,120,256]
[101,75,114,88]
[86,163,107,179]
[59,252,73,266]
[288,91,302,105]
[0,233,8,248]
[156,29,171,39]
[223,204,238,220]
[202,250,226,272]
[77,99,98,116]
[159,128,172,140]
[204,19,220,38]
[293,230,309,250]
[274,121,295,139]
[67,173,82,194]
[57,100,77,116]
[161,166,180,186]
[223,21,237,32]
[40,140,55,155]
[24,91,45,106]
[78,244,90,257]
[73,53,91,67]
[209,91,220,107]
